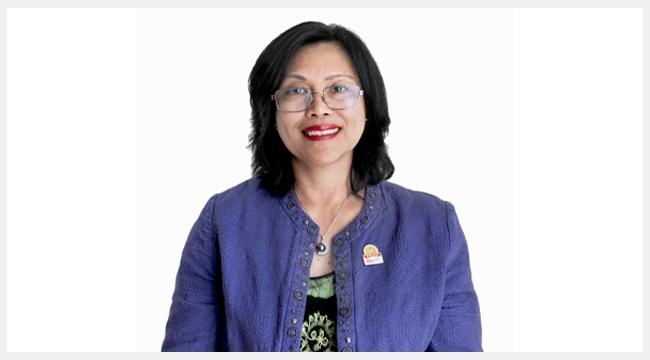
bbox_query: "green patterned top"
[300,272,337,352]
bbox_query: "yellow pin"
[362,244,384,266]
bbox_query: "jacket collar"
[278,181,382,241]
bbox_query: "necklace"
[293,187,350,256]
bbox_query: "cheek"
[351,120,366,143]
[345,112,366,139]
[276,124,292,145]
[275,115,301,149]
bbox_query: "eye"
[330,84,350,94]
[283,86,308,96]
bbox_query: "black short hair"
[247,21,394,196]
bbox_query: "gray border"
[1,0,648,8]
[1,4,6,356]
[1,0,647,355]
[642,3,650,353]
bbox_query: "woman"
[161,21,482,352]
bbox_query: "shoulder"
[377,181,450,216]
[376,181,464,254]
[205,177,277,217]
[209,177,269,201]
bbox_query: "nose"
[307,92,331,117]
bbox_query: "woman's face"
[275,42,366,170]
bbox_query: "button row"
[332,189,377,353]
[282,186,379,352]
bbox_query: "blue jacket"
[162,177,482,352]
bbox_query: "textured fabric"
[301,272,337,352]
[161,177,482,352]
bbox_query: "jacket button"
[339,307,350,316]
[345,336,352,344]
[287,328,297,336]
[303,220,309,225]
[345,231,350,237]
[339,271,348,279]
[294,290,304,299]
[301,258,309,267]
[287,202,296,209]
[361,215,369,223]
[291,318,298,324]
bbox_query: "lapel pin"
[362,244,384,266]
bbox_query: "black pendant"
[315,242,328,255]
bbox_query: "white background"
[6,8,643,352]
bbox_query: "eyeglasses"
[272,84,364,112]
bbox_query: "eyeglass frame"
[271,84,364,112]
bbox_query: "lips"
[301,124,341,141]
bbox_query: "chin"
[306,151,351,168]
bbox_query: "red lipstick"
[301,124,341,141]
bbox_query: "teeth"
[306,128,339,136]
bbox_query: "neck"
[292,157,353,209]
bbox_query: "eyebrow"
[325,74,356,80]
[284,73,356,81]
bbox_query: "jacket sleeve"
[161,195,225,351]
[428,201,483,351]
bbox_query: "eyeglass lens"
[274,84,363,112]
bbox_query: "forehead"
[285,42,358,78]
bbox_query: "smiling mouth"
[303,127,340,136]
[301,126,341,141]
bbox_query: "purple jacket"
[162,178,482,351]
